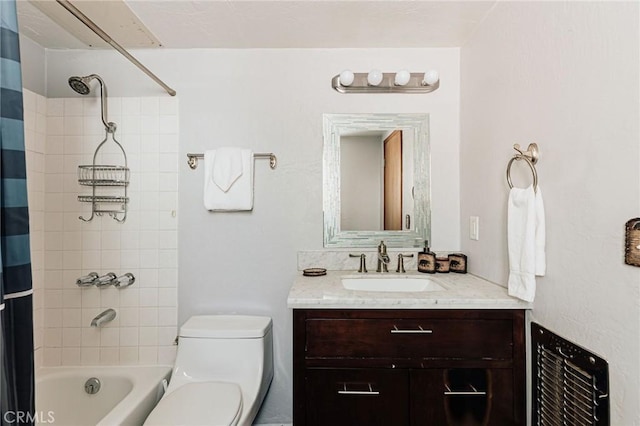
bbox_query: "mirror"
[323,113,431,248]
[340,129,414,231]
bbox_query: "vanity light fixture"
[332,69,440,94]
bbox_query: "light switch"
[470,216,480,241]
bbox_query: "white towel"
[534,189,546,276]
[508,185,546,302]
[204,148,254,211]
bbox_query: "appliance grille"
[532,323,609,426]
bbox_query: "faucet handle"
[396,254,415,273]
[76,272,99,287]
[113,273,135,289]
[349,253,368,273]
[95,272,117,288]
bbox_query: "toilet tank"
[168,315,274,401]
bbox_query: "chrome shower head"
[68,74,114,132]
[68,76,92,95]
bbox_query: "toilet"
[144,315,274,426]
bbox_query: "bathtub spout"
[91,308,116,327]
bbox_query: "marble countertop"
[287,271,532,310]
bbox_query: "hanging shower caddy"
[71,74,129,223]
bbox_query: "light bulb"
[422,70,440,86]
[367,69,384,86]
[339,70,355,87]
[394,70,411,86]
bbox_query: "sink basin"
[341,276,445,292]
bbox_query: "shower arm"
[90,74,115,133]
[56,0,176,97]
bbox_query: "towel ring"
[507,155,538,193]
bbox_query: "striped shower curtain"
[0,1,35,425]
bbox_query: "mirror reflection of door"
[384,131,402,230]
[340,128,414,232]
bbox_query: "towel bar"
[186,152,277,170]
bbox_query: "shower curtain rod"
[56,0,176,97]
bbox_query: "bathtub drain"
[84,377,101,394]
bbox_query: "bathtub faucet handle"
[95,272,117,288]
[76,272,99,287]
[114,273,135,289]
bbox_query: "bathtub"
[36,366,171,426]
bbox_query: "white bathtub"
[36,366,171,426]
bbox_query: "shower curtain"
[0,1,35,425]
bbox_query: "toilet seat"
[144,381,242,426]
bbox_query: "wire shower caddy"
[74,74,129,223]
[77,134,129,222]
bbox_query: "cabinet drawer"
[306,318,513,359]
[305,368,409,426]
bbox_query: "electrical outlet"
[470,216,480,240]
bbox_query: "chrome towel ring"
[506,143,539,193]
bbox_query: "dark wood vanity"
[293,308,526,425]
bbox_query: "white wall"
[460,2,640,423]
[45,47,460,423]
[19,36,46,95]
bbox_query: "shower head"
[68,75,93,95]
[67,74,115,132]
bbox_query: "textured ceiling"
[20,0,162,48]
[17,0,497,49]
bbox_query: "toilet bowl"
[144,315,274,426]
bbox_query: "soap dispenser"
[417,240,436,273]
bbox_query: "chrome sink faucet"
[377,241,391,273]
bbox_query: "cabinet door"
[411,368,518,426]
[306,368,410,426]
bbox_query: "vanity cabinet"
[293,309,525,426]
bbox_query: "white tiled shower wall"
[24,89,179,366]
[23,90,46,369]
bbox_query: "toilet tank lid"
[180,315,273,338]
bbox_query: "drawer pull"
[391,325,433,334]
[337,383,380,396]
[444,384,487,396]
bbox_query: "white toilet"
[144,315,274,426]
